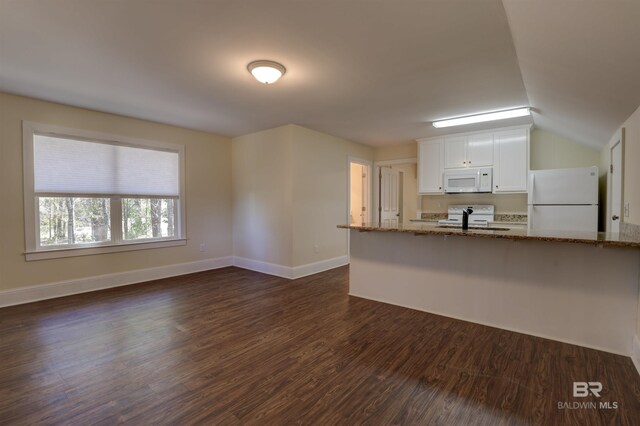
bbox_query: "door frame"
[347,157,372,225]
[606,128,625,233]
[373,158,417,223]
[347,157,372,259]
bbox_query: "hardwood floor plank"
[1,266,638,425]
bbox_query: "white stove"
[438,205,495,227]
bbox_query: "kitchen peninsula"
[339,222,640,356]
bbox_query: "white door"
[466,132,494,167]
[418,139,443,193]
[609,139,623,233]
[380,167,400,226]
[444,136,467,169]
[529,205,598,232]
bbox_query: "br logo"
[573,382,602,397]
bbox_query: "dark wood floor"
[1,266,639,425]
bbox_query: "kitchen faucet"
[462,207,474,230]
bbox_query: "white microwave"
[444,167,492,193]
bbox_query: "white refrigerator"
[528,166,599,232]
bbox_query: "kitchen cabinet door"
[444,136,467,169]
[466,132,494,167]
[418,139,444,194]
[493,128,528,193]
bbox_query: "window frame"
[23,121,187,261]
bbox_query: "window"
[23,121,186,260]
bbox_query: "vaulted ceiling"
[1,0,638,148]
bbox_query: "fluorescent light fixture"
[432,107,531,128]
[247,60,286,84]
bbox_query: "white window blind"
[33,135,180,197]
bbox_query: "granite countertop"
[338,222,640,249]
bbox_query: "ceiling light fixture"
[247,60,286,84]
[432,107,531,128]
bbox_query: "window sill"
[25,238,187,261]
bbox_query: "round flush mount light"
[247,60,286,84]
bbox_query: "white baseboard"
[232,257,294,279]
[0,255,350,308]
[632,335,640,376]
[0,256,233,308]
[232,255,349,280]
[290,256,349,279]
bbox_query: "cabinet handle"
[463,161,466,165]
[495,185,498,188]
[439,186,442,190]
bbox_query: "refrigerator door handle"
[528,173,535,205]
[528,205,533,231]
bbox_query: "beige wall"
[0,93,232,292]
[290,125,373,266]
[232,125,294,266]
[374,143,417,161]
[233,124,373,268]
[530,129,600,170]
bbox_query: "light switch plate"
[624,203,630,217]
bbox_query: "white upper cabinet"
[417,138,444,194]
[443,132,493,169]
[444,136,467,169]
[466,133,494,167]
[417,125,530,195]
[493,128,529,193]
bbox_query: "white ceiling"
[503,0,640,148]
[0,1,638,148]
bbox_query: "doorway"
[373,159,418,225]
[379,166,403,226]
[348,159,371,225]
[608,129,625,233]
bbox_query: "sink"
[435,225,511,231]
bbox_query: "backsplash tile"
[420,213,447,220]
[420,212,527,223]
[494,214,528,223]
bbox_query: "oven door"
[444,170,480,193]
